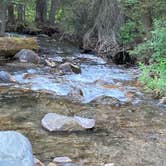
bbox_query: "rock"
[41,113,95,132]
[105,164,114,166]
[90,96,121,106]
[62,164,78,166]
[34,158,45,166]
[23,73,36,79]
[67,87,84,102]
[41,113,76,132]
[74,116,95,129]
[0,37,39,57]
[37,34,49,38]
[15,49,40,64]
[47,163,57,166]
[0,71,16,83]
[159,97,166,104]
[45,59,56,67]
[53,157,72,163]
[0,131,34,166]
[59,62,81,74]
[111,51,136,65]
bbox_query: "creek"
[0,36,165,166]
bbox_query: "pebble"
[53,156,72,163]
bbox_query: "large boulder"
[59,62,81,74]
[15,49,40,64]
[0,131,35,166]
[41,113,95,132]
[0,71,16,83]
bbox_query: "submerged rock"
[90,96,121,106]
[0,71,16,83]
[67,87,84,102]
[0,131,34,166]
[35,158,45,166]
[47,163,57,166]
[59,62,81,74]
[41,113,95,132]
[159,97,166,105]
[105,164,115,166]
[53,157,72,163]
[15,49,40,64]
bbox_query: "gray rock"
[53,156,72,163]
[15,49,40,64]
[41,113,95,132]
[74,116,95,129]
[37,34,49,38]
[0,71,16,83]
[67,87,84,102]
[0,131,34,166]
[159,97,166,104]
[59,62,81,74]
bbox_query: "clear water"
[0,37,165,166]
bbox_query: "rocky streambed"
[0,36,166,166]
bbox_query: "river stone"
[0,131,35,166]
[34,158,45,166]
[53,157,72,163]
[59,62,81,74]
[67,87,84,102]
[74,116,95,129]
[0,71,16,83]
[15,49,40,64]
[47,163,57,166]
[41,113,95,132]
[105,163,115,166]
[159,97,166,104]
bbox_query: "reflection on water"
[0,37,166,165]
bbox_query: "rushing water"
[0,36,166,166]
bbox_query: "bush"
[139,59,166,97]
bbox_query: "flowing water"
[0,36,165,166]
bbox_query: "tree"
[0,0,7,36]
[49,0,58,25]
[35,0,48,25]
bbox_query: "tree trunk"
[7,2,15,25]
[17,4,25,23]
[0,0,6,36]
[35,0,47,25]
[49,0,58,25]
[83,0,124,56]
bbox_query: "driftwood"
[0,37,39,57]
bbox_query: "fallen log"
[0,37,39,57]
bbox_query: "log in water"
[0,37,39,57]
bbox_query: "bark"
[35,0,47,25]
[7,2,15,25]
[0,37,39,57]
[0,0,6,36]
[49,0,58,25]
[17,4,25,23]
[83,0,124,56]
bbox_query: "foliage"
[139,59,166,97]
[136,18,166,96]
[119,21,143,44]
